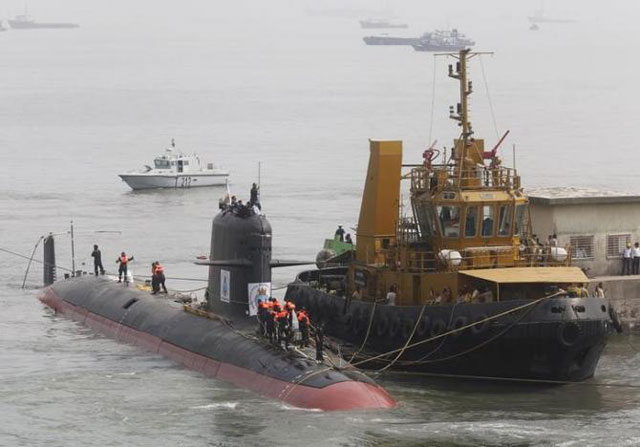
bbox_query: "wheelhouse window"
[414,202,439,237]
[154,159,170,169]
[514,204,526,236]
[481,205,494,237]
[437,205,461,237]
[498,204,513,236]
[465,206,478,238]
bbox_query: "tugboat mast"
[440,49,493,153]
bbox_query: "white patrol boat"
[118,140,230,190]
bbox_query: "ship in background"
[363,29,474,51]
[286,49,617,382]
[8,13,79,29]
[359,19,408,29]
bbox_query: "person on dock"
[385,284,397,305]
[152,261,167,294]
[91,244,105,276]
[632,242,640,275]
[622,243,632,275]
[335,225,345,242]
[116,252,134,284]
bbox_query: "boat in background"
[118,139,229,190]
[363,29,474,50]
[8,14,79,29]
[411,29,474,52]
[359,19,408,29]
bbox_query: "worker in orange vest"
[297,308,311,347]
[116,252,134,284]
[152,261,167,294]
[257,298,270,336]
[276,309,290,349]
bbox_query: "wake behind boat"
[118,140,230,190]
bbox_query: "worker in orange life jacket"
[152,261,167,294]
[257,299,270,336]
[276,309,290,349]
[297,308,311,347]
[116,252,134,284]
[266,308,277,343]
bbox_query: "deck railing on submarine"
[410,165,519,193]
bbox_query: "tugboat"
[286,49,616,382]
[118,139,229,190]
[38,197,395,411]
[411,29,475,52]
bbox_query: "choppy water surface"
[2,1,640,445]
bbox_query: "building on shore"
[529,187,640,328]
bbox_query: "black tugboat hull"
[39,277,395,411]
[286,284,611,382]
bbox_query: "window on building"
[607,234,631,258]
[570,236,594,260]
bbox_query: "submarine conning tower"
[206,206,272,320]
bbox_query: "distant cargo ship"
[359,19,408,29]
[363,29,474,51]
[411,29,475,52]
[8,14,79,29]
[362,34,422,46]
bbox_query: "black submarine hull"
[286,281,611,382]
[40,277,395,411]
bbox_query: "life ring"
[470,314,490,335]
[375,316,390,337]
[388,317,401,339]
[416,316,430,337]
[608,306,623,333]
[449,316,468,337]
[558,322,582,347]
[430,319,447,338]
[401,319,416,340]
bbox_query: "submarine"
[38,200,395,411]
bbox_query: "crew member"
[314,324,324,362]
[345,234,353,244]
[297,308,310,347]
[116,252,134,284]
[151,262,159,293]
[334,225,345,242]
[266,307,277,343]
[91,244,105,276]
[249,182,261,210]
[276,308,290,349]
[257,298,270,336]
[595,282,605,298]
[152,261,168,294]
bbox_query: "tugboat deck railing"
[409,164,519,193]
